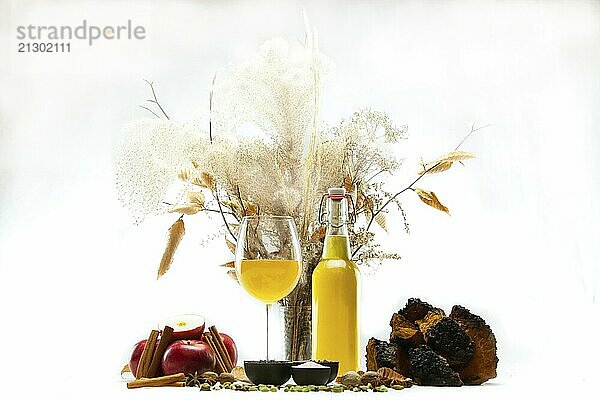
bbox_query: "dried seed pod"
[377,367,413,388]
[340,371,361,387]
[218,372,236,383]
[231,366,251,383]
[360,371,379,385]
[200,371,219,385]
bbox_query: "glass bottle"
[312,188,360,374]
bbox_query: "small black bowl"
[244,361,292,386]
[291,364,331,386]
[316,360,339,383]
[291,360,339,384]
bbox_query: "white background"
[1,0,599,398]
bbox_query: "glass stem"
[265,303,270,360]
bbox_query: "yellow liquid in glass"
[238,260,301,303]
[312,235,360,374]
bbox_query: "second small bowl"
[316,360,339,383]
[291,364,331,386]
[244,361,292,386]
[292,360,339,383]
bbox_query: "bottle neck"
[322,197,351,260]
[323,234,351,260]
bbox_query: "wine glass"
[235,216,302,360]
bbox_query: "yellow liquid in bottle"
[312,235,360,374]
[238,259,301,303]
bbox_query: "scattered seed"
[219,372,236,384]
[361,371,379,385]
[340,371,361,387]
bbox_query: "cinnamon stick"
[147,326,174,378]
[127,373,186,389]
[164,382,186,387]
[136,330,159,378]
[127,380,185,389]
[209,325,233,371]
[204,332,226,373]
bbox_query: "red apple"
[161,340,215,376]
[128,339,146,377]
[159,314,205,340]
[201,332,238,366]
[128,339,162,377]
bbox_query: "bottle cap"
[327,187,346,200]
[328,187,346,195]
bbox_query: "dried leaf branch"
[351,123,490,258]
[168,192,205,215]
[418,150,475,175]
[142,79,170,120]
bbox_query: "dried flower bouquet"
[115,32,484,360]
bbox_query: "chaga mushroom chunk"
[395,345,412,377]
[399,298,445,323]
[366,338,397,371]
[424,316,475,366]
[408,345,463,387]
[390,312,424,347]
[449,305,498,385]
[416,310,445,335]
